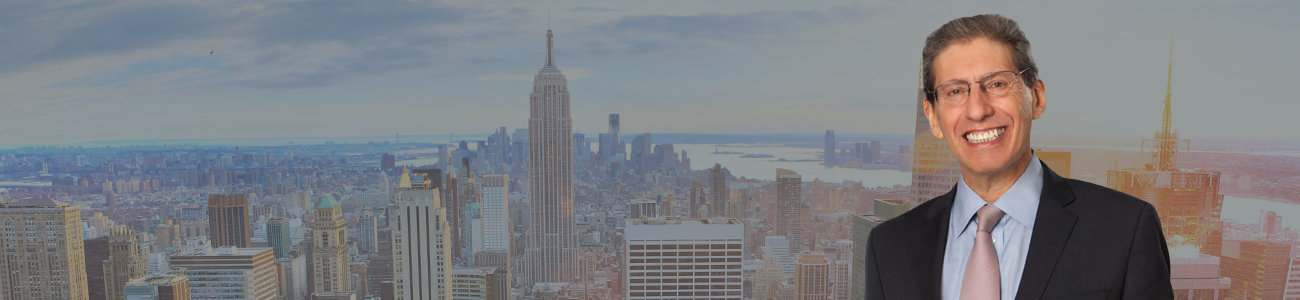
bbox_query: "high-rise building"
[607,114,622,160]
[170,246,279,300]
[794,251,830,300]
[1036,151,1072,178]
[624,218,745,300]
[849,198,908,300]
[480,175,510,253]
[0,198,88,300]
[358,210,379,254]
[86,236,112,300]
[393,169,453,300]
[765,236,795,281]
[775,169,804,250]
[710,163,728,218]
[525,29,578,285]
[279,254,309,300]
[823,130,836,166]
[1106,48,1224,256]
[313,194,351,293]
[267,218,291,258]
[1283,254,1300,300]
[105,226,149,300]
[208,194,252,248]
[830,247,852,300]
[123,270,190,300]
[1221,240,1292,300]
[382,154,397,173]
[689,180,707,219]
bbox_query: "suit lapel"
[922,186,956,299]
[1015,162,1079,300]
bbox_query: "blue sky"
[1,0,1296,146]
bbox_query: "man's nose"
[964,85,995,121]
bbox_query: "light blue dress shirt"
[941,155,1043,300]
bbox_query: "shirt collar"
[951,154,1044,234]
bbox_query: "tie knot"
[976,205,1005,232]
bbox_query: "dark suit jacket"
[865,161,1174,300]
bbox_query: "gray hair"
[922,14,1038,104]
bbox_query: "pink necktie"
[961,205,1005,300]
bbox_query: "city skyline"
[1,1,1298,147]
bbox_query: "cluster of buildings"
[1,31,1297,300]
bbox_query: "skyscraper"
[86,237,111,300]
[479,175,510,253]
[358,210,379,254]
[0,198,88,300]
[775,169,804,251]
[710,163,728,217]
[794,251,830,300]
[267,218,291,258]
[393,169,453,300]
[105,226,148,300]
[123,270,190,300]
[208,194,252,248]
[689,180,707,219]
[525,29,578,284]
[823,130,836,166]
[607,114,621,160]
[313,194,351,293]
[1106,45,1224,256]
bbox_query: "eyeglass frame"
[925,67,1031,107]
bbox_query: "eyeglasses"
[929,68,1029,107]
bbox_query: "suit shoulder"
[873,196,944,237]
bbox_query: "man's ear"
[924,99,943,139]
[1031,79,1046,120]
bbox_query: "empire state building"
[525,29,578,284]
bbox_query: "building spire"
[1152,36,1180,171]
[546,29,555,67]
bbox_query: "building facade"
[0,198,88,300]
[207,194,251,248]
[170,246,278,300]
[313,194,351,293]
[624,218,745,300]
[525,29,578,285]
[774,169,803,251]
[393,172,453,300]
[105,226,148,300]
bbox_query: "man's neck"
[962,150,1035,203]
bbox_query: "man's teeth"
[965,128,1005,144]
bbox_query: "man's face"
[924,37,1046,177]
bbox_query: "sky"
[1,0,1297,147]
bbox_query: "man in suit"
[864,15,1174,300]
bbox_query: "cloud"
[571,6,617,13]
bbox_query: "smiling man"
[864,15,1174,300]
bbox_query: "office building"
[0,198,88,300]
[689,180,707,219]
[105,226,149,300]
[358,210,379,254]
[794,252,830,300]
[267,218,291,258]
[1170,252,1231,299]
[86,236,111,300]
[624,218,745,300]
[480,175,510,253]
[525,29,578,285]
[279,254,309,300]
[824,130,836,166]
[849,198,908,300]
[450,267,502,300]
[1221,240,1292,300]
[123,270,190,300]
[628,199,657,219]
[710,163,727,218]
[393,169,453,300]
[208,194,252,248]
[313,194,351,293]
[170,246,278,300]
[774,169,803,250]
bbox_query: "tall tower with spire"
[525,29,578,284]
[1108,39,1224,256]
